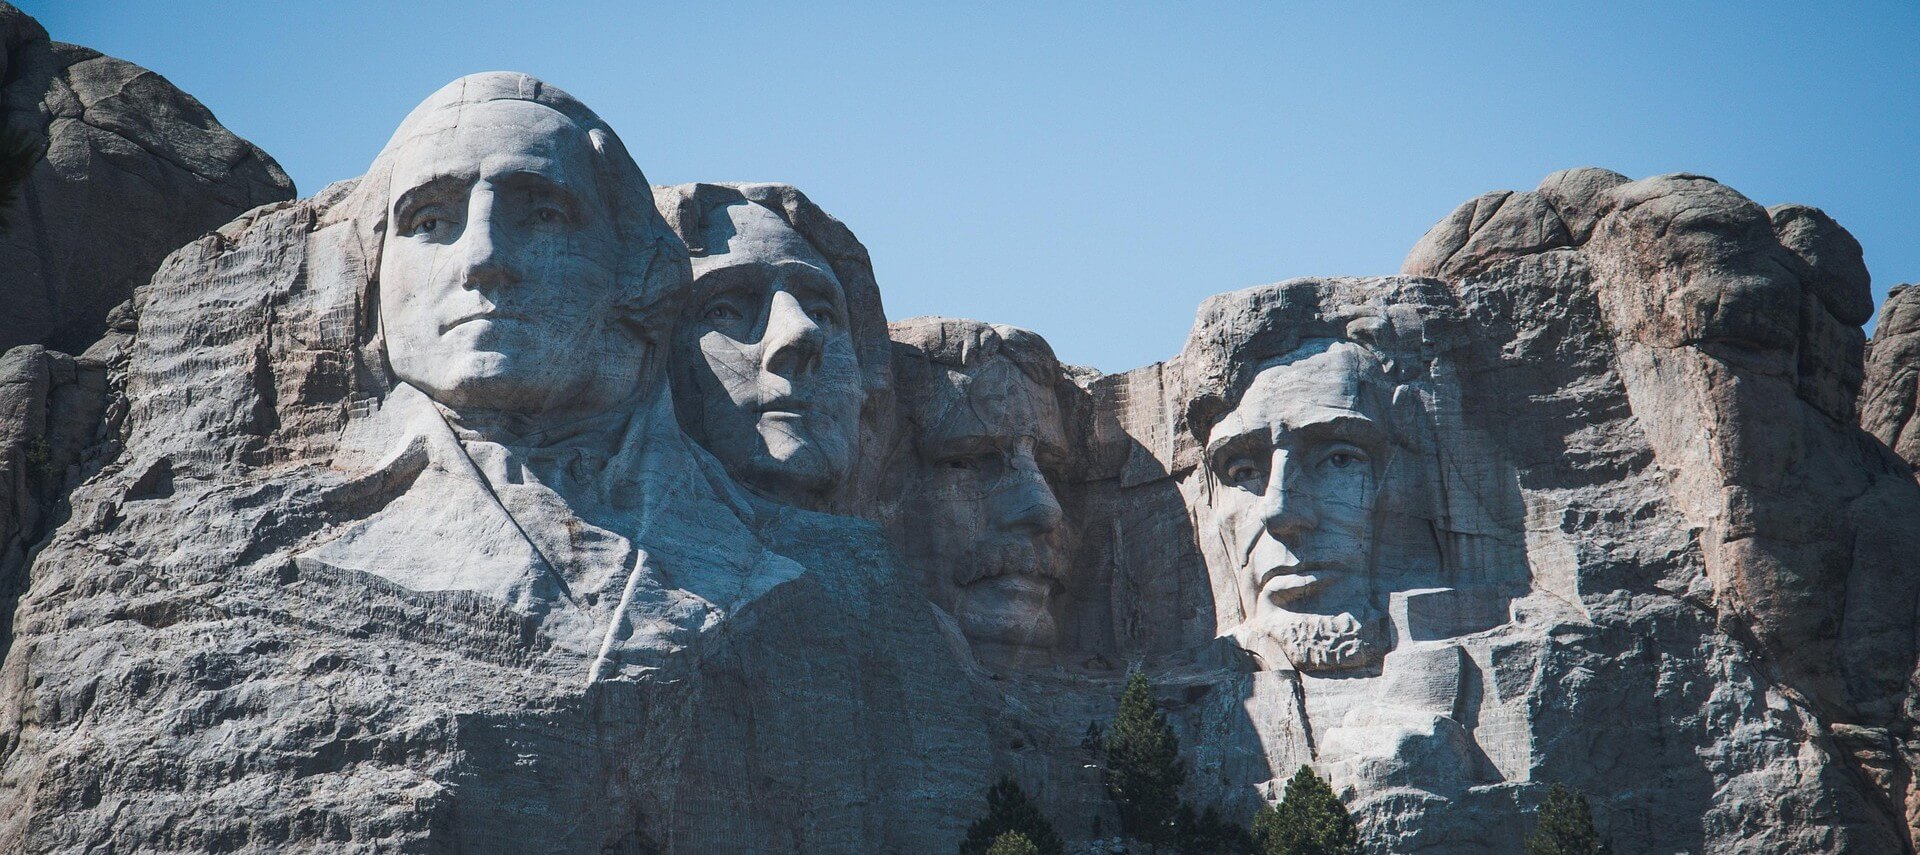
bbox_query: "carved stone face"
[379,100,642,418]
[902,355,1073,651]
[674,201,863,504]
[1200,340,1392,672]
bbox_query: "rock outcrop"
[0,49,1913,855]
[1865,283,1920,471]
[1399,169,1920,850]
[0,2,293,356]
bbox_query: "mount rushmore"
[1,11,1918,853]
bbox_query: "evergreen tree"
[987,831,1042,855]
[1250,766,1359,855]
[1103,671,1187,847]
[960,776,1066,855]
[1525,783,1608,855]
[1174,803,1254,855]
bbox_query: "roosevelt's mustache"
[952,536,1069,587]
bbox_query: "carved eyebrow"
[922,433,1003,460]
[1034,434,1073,465]
[692,262,772,298]
[491,169,581,196]
[390,173,471,222]
[774,262,846,303]
[1287,414,1387,448]
[1204,424,1268,464]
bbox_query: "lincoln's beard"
[1246,608,1387,673]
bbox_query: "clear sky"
[33,1,1920,373]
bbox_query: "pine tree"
[1525,783,1608,855]
[987,831,1042,855]
[960,776,1066,855]
[1175,803,1254,855]
[1104,671,1187,847]
[1250,766,1359,855]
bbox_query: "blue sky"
[35,1,1920,372]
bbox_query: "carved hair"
[1176,276,1458,448]
[886,316,1065,390]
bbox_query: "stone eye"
[704,303,743,323]
[808,307,835,326]
[1323,447,1368,470]
[943,456,978,471]
[1225,460,1265,487]
[411,217,441,237]
[533,206,566,225]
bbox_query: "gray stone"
[0,2,293,356]
[0,73,991,855]
[1865,284,1920,470]
[882,316,1082,664]
[0,52,1912,855]
[654,182,893,514]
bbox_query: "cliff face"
[0,2,293,357]
[0,16,1915,855]
[1392,169,1920,850]
[1865,284,1920,471]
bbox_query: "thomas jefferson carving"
[655,183,892,512]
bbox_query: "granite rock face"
[0,2,294,356]
[0,62,1914,855]
[1399,169,1920,850]
[1865,283,1920,471]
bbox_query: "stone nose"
[762,290,824,377]
[457,192,515,290]
[1257,449,1316,545]
[991,445,1064,536]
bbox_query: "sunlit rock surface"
[0,21,1913,854]
[0,2,293,356]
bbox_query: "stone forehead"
[1227,343,1394,428]
[377,72,601,156]
[889,316,1061,384]
[1255,342,1389,400]
[1178,275,1452,443]
[694,200,833,270]
[911,357,1066,440]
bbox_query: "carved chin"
[754,422,851,485]
[1250,610,1387,673]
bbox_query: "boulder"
[0,2,293,356]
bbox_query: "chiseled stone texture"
[0,75,991,855]
[0,51,1912,855]
[1394,169,1920,851]
[0,2,294,356]
[1865,283,1920,471]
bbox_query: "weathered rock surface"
[1398,169,1920,850]
[0,73,994,855]
[1865,283,1920,471]
[0,309,128,660]
[0,2,293,355]
[0,52,1912,855]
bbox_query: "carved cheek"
[1318,471,1376,551]
[380,245,444,346]
[695,331,766,404]
[1217,489,1265,569]
[812,343,865,424]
